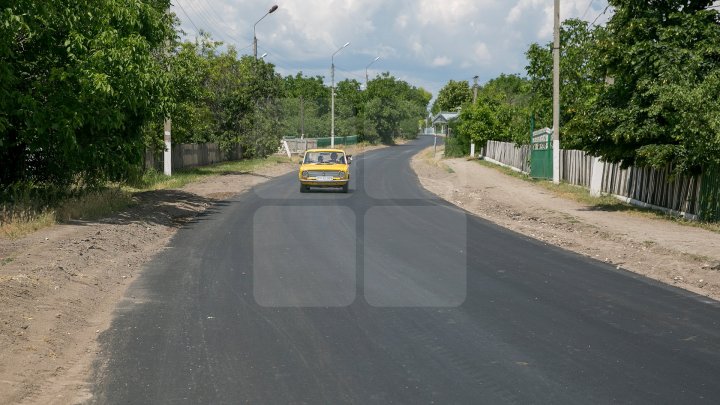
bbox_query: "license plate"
[316,176,334,181]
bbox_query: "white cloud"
[172,0,612,99]
[432,56,452,67]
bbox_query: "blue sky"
[171,0,613,98]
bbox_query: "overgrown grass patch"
[126,155,292,192]
[1,156,292,239]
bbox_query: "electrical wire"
[196,0,250,44]
[184,0,230,43]
[173,0,201,34]
[580,0,596,20]
[591,4,611,26]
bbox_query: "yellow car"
[298,148,351,193]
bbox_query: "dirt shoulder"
[411,147,720,302]
[0,143,387,405]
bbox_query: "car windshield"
[304,151,345,164]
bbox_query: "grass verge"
[0,156,292,239]
[472,159,720,234]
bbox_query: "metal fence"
[316,135,359,148]
[699,165,720,222]
[282,136,358,153]
[144,143,242,172]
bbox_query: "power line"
[580,0,595,20]
[196,0,249,43]
[334,66,366,81]
[191,0,251,46]
[183,0,229,43]
[591,4,611,26]
[173,0,200,34]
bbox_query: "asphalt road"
[92,136,720,404]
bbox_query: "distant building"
[431,111,459,135]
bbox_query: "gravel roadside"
[411,146,720,302]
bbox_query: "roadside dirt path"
[411,147,720,302]
[0,143,383,405]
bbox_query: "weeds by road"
[0,156,292,239]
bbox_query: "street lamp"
[365,56,381,89]
[254,5,278,59]
[260,52,268,60]
[331,41,350,147]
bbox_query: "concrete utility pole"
[552,0,561,184]
[253,5,278,59]
[365,56,380,90]
[471,75,479,158]
[163,118,172,176]
[472,75,479,104]
[300,96,305,139]
[331,42,350,147]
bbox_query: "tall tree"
[525,18,604,148]
[0,0,175,190]
[431,80,471,114]
[572,1,720,172]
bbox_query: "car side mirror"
[299,159,303,165]
[347,155,353,164]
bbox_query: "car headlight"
[301,171,309,178]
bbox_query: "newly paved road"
[92,136,720,404]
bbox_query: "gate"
[531,128,553,179]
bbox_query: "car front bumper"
[300,179,349,187]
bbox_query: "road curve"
[92,136,720,404]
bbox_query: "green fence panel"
[311,136,358,147]
[699,165,720,222]
[530,128,553,179]
[316,137,331,147]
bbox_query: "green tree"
[455,102,499,152]
[431,80,471,114]
[480,74,532,144]
[281,73,330,137]
[335,79,364,137]
[364,73,430,143]
[525,18,603,148]
[0,0,175,190]
[572,1,720,172]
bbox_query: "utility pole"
[470,75,479,158]
[472,75,479,104]
[253,5,278,60]
[331,42,350,148]
[331,61,335,146]
[365,56,380,90]
[162,29,172,176]
[163,118,172,176]
[300,96,305,139]
[552,0,561,184]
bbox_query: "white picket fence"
[478,141,702,218]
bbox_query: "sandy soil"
[411,147,720,302]
[0,162,298,405]
[0,141,389,404]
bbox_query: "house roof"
[432,111,459,124]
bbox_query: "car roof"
[305,149,345,153]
